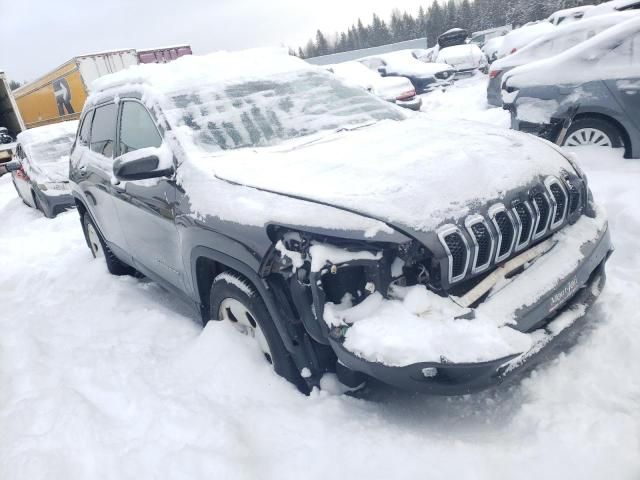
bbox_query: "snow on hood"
[328,61,414,100]
[504,17,640,89]
[375,51,454,77]
[204,116,573,234]
[17,121,78,183]
[436,44,485,69]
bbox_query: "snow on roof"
[17,120,78,147]
[584,0,640,18]
[493,11,639,69]
[498,21,556,57]
[505,16,640,87]
[548,4,595,20]
[91,48,309,96]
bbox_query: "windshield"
[163,70,405,153]
[29,135,75,164]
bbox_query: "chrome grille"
[436,175,583,286]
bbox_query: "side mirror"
[113,154,174,181]
[377,67,387,76]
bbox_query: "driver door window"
[118,101,162,155]
[90,103,117,158]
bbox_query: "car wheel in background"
[209,271,308,393]
[563,117,625,149]
[81,212,135,276]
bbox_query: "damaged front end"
[263,227,443,347]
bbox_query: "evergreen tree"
[297,47,305,59]
[416,6,427,38]
[304,39,316,58]
[356,18,369,48]
[444,0,458,30]
[458,0,474,30]
[315,30,330,56]
[426,1,446,46]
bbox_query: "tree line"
[296,0,609,58]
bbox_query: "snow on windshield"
[161,69,404,153]
[17,121,78,183]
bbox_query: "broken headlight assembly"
[263,227,438,343]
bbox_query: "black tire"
[81,212,135,276]
[32,190,54,219]
[563,117,625,149]
[209,271,308,393]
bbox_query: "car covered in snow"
[436,43,488,75]
[482,36,506,64]
[327,61,422,111]
[488,11,638,106]
[583,0,640,18]
[497,21,557,59]
[11,121,78,217]
[68,49,612,395]
[359,51,455,93]
[548,5,595,25]
[503,17,640,158]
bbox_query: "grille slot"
[513,201,533,248]
[566,181,581,214]
[443,232,468,279]
[532,192,550,236]
[549,183,566,224]
[471,223,491,268]
[495,212,513,258]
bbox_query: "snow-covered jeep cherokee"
[68,50,612,395]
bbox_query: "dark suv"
[69,51,612,395]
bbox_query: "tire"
[563,117,625,149]
[32,190,53,219]
[81,212,135,276]
[209,271,308,393]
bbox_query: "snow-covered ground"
[1,74,639,479]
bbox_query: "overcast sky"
[2,0,430,82]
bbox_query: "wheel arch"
[572,111,632,157]
[190,246,300,352]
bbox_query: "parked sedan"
[11,121,78,217]
[503,17,640,158]
[69,49,610,395]
[488,11,638,106]
[328,61,422,110]
[360,51,455,93]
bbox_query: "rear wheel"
[209,271,308,393]
[81,212,134,276]
[563,117,625,149]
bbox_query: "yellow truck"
[14,49,138,129]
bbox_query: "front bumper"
[395,96,423,111]
[328,222,613,395]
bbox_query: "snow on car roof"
[498,21,556,57]
[505,16,640,87]
[493,11,639,69]
[584,0,640,18]
[91,48,311,95]
[17,120,78,147]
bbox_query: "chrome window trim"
[464,214,495,274]
[512,200,535,252]
[545,176,568,231]
[489,203,516,264]
[437,224,470,284]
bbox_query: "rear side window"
[118,101,162,155]
[90,103,117,158]
[78,110,94,146]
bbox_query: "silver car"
[488,11,638,106]
[503,17,640,158]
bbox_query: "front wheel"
[209,271,307,392]
[81,212,134,276]
[563,117,625,149]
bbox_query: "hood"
[373,76,415,100]
[210,117,574,238]
[388,60,453,78]
[437,45,484,68]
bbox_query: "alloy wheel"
[564,128,613,147]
